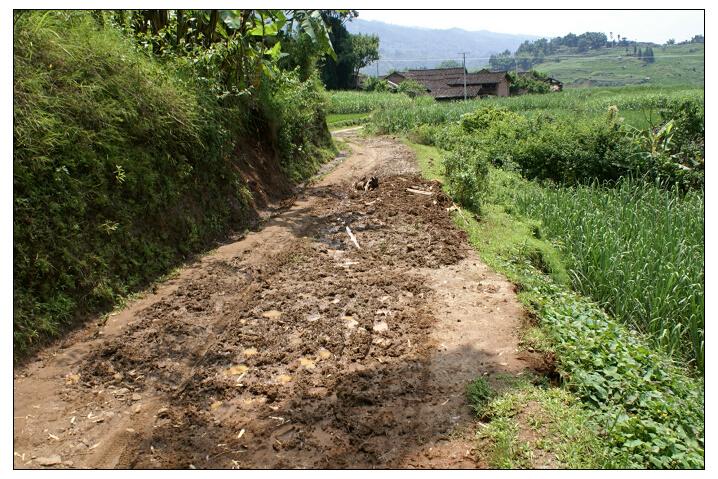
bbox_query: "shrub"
[443,140,490,211]
[262,71,334,182]
[508,70,552,94]
[362,76,390,92]
[396,79,428,98]
[460,106,523,133]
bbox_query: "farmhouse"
[384,67,510,100]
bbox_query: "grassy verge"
[408,140,704,469]
[475,379,608,468]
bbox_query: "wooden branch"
[406,188,433,196]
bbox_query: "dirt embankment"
[14,132,539,469]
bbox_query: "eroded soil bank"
[14,131,538,469]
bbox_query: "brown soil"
[14,131,538,469]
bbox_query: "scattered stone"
[277,374,293,384]
[35,455,62,466]
[227,365,248,375]
[299,358,316,369]
[343,316,358,329]
[242,347,258,357]
[261,310,282,320]
[131,393,141,401]
[373,320,389,333]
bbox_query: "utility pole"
[376,60,379,78]
[458,52,469,100]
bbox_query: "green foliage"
[262,71,335,181]
[512,179,704,370]
[327,90,414,114]
[507,71,552,94]
[348,34,379,77]
[319,12,379,90]
[13,11,333,355]
[466,377,495,415]
[438,59,462,68]
[362,76,390,92]
[395,79,427,98]
[368,89,704,188]
[460,106,522,133]
[443,141,489,211]
[533,286,704,468]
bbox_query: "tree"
[643,46,655,63]
[349,33,379,81]
[318,13,379,90]
[666,38,676,45]
[438,59,461,68]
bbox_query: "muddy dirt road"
[14,131,538,469]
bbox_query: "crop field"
[355,86,704,131]
[327,90,415,114]
[535,43,704,88]
[513,179,704,369]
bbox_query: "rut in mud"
[14,132,541,469]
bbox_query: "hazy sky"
[357,10,704,43]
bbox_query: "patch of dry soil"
[14,132,538,469]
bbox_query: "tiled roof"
[385,68,509,99]
[447,72,508,86]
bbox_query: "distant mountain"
[345,18,539,75]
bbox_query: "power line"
[376,54,704,61]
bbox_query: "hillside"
[346,18,537,74]
[534,43,704,87]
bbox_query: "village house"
[384,67,510,100]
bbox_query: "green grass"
[407,141,704,469]
[535,43,704,88]
[476,382,609,468]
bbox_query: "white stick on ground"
[346,226,360,249]
[406,188,433,196]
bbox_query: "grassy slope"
[407,140,704,469]
[13,12,334,356]
[535,43,704,87]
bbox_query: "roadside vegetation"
[340,82,705,468]
[13,10,339,356]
